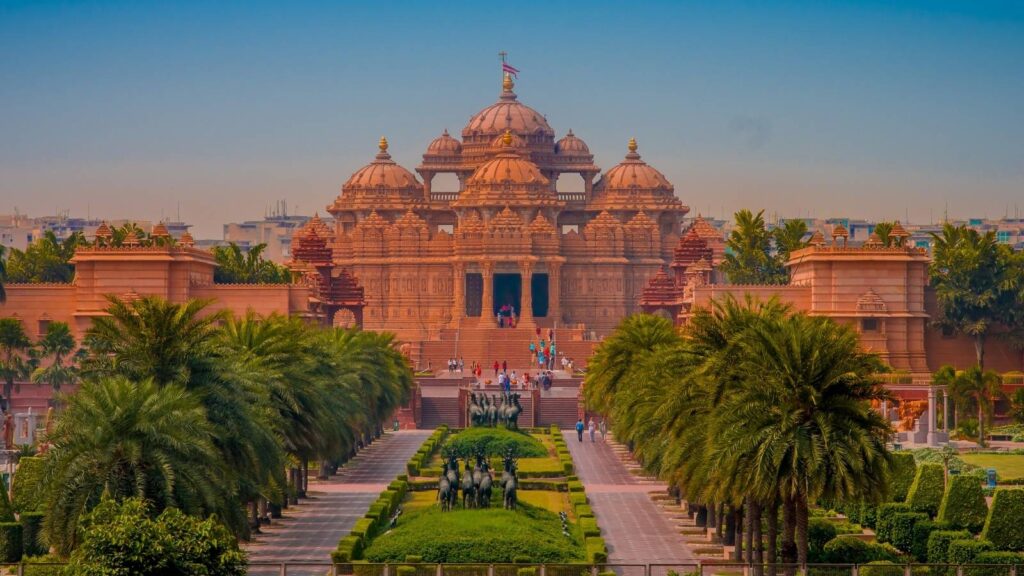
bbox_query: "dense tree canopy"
[719,210,808,285]
[3,231,88,283]
[212,243,291,284]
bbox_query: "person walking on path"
[599,418,607,442]
[575,419,585,442]
[588,417,596,442]
[502,360,508,373]
[493,361,499,378]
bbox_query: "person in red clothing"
[493,360,499,377]
[502,360,508,373]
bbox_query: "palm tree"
[212,243,290,284]
[873,222,894,247]
[773,219,809,264]
[31,321,78,394]
[930,223,1012,369]
[41,376,231,554]
[720,209,782,285]
[584,313,678,414]
[0,318,32,411]
[947,364,1002,446]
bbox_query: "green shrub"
[12,457,45,513]
[861,503,878,528]
[927,530,972,564]
[844,502,862,524]
[910,519,949,562]
[396,566,416,576]
[443,428,547,457]
[858,561,904,576]
[407,460,421,477]
[0,522,23,562]
[876,503,911,543]
[982,488,1024,551]
[567,481,584,492]
[562,460,575,476]
[570,493,588,506]
[19,512,45,557]
[332,536,364,563]
[808,518,838,558]
[517,569,537,576]
[585,536,607,563]
[822,536,900,564]
[351,518,374,540]
[580,517,600,538]
[362,501,583,562]
[575,504,594,518]
[947,539,994,565]
[907,463,945,517]
[938,475,988,533]
[891,452,918,502]
[890,511,928,553]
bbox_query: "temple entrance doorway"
[493,274,521,319]
[531,273,549,318]
[465,273,482,317]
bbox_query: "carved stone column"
[548,262,562,323]
[422,171,433,200]
[481,262,494,323]
[520,261,534,321]
[926,386,938,446]
[451,262,465,324]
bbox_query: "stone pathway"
[563,430,697,568]
[246,430,431,575]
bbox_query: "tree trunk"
[752,501,764,576]
[302,458,309,495]
[716,503,726,542]
[767,499,779,576]
[744,498,754,564]
[978,400,986,447]
[731,507,743,559]
[696,504,708,527]
[782,494,796,575]
[795,494,809,569]
[249,500,261,534]
[975,333,985,371]
[707,503,717,529]
[289,468,300,505]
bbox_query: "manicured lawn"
[961,453,1024,480]
[518,489,568,514]
[518,457,563,475]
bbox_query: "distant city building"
[222,200,309,263]
[0,211,192,251]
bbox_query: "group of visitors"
[529,338,557,371]
[575,417,608,443]
[446,357,465,374]
[496,304,517,328]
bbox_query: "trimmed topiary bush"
[876,503,911,543]
[910,519,949,562]
[11,457,45,513]
[890,511,928,553]
[907,463,945,517]
[891,452,918,502]
[808,518,838,559]
[938,475,988,533]
[861,502,878,528]
[0,522,23,563]
[947,539,994,565]
[585,536,607,564]
[580,517,600,538]
[966,552,1024,576]
[982,488,1024,551]
[822,536,900,564]
[927,529,972,565]
[443,428,547,458]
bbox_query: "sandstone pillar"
[422,171,433,199]
[481,262,494,325]
[451,263,465,324]
[926,386,937,446]
[943,390,950,432]
[520,262,534,322]
[549,262,562,323]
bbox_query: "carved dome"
[463,75,554,138]
[343,137,422,191]
[595,139,673,193]
[426,130,462,156]
[490,130,527,150]
[466,136,550,188]
[555,130,590,156]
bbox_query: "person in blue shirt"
[575,419,584,442]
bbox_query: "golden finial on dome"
[502,129,513,147]
[503,73,514,92]
[378,136,388,152]
[628,138,638,153]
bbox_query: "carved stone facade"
[293,74,690,341]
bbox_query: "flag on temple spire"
[502,62,520,77]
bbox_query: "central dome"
[463,75,554,138]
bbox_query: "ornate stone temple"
[290,73,689,349]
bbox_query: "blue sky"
[1,1,1022,237]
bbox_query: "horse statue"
[445,450,459,488]
[477,457,493,508]
[486,395,499,427]
[506,393,522,430]
[468,393,484,427]
[502,451,518,510]
[461,455,476,508]
[438,461,454,512]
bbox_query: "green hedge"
[821,536,900,564]
[861,502,878,529]
[967,552,1024,576]
[982,488,1024,551]
[876,503,911,543]
[907,463,945,517]
[809,518,838,559]
[331,535,364,563]
[569,493,588,506]
[567,481,584,493]
[938,475,988,533]
[585,536,607,564]
[580,517,600,538]
[12,457,45,513]
[947,539,994,565]
[406,427,449,477]
[891,452,918,502]
[0,522,23,563]
[575,504,594,518]
[927,529,972,564]
[443,428,547,458]
[19,512,45,557]
[910,519,949,562]
[890,512,929,553]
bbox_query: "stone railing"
[558,192,586,202]
[430,192,459,202]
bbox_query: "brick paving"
[563,431,696,565]
[246,430,431,575]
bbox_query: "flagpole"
[499,50,507,83]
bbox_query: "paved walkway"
[246,430,431,575]
[564,431,696,566]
